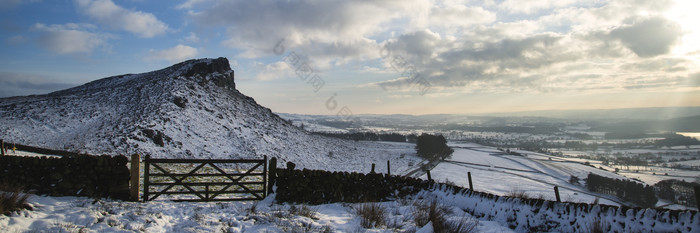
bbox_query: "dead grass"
[506,188,530,199]
[353,202,387,228]
[289,205,319,220]
[584,218,606,233]
[412,199,478,233]
[0,183,32,216]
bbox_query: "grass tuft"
[289,205,319,220]
[412,199,478,233]
[0,183,32,216]
[584,218,606,233]
[506,188,530,199]
[353,202,388,228]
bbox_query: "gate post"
[268,157,277,194]
[263,155,268,198]
[554,186,561,202]
[130,154,140,201]
[143,154,151,202]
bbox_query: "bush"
[415,134,453,160]
[354,203,387,228]
[0,183,32,216]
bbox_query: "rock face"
[0,57,413,170]
[184,57,235,90]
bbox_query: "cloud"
[176,0,210,10]
[146,44,198,62]
[74,0,169,38]
[255,61,293,81]
[180,0,696,96]
[5,35,26,45]
[0,72,77,97]
[185,0,417,59]
[31,23,108,54]
[500,0,583,15]
[184,32,200,43]
[607,16,683,57]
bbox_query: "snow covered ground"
[1,192,513,233]
[424,142,635,206]
[4,142,700,232]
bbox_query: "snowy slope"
[0,58,420,172]
[424,142,642,207]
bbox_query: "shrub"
[0,183,32,216]
[353,203,387,228]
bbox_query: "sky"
[1,0,699,115]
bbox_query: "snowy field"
[3,184,695,232]
[425,143,639,206]
[3,142,699,232]
[1,192,513,233]
[424,142,700,210]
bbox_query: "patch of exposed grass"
[584,218,607,233]
[506,188,530,199]
[0,183,32,216]
[353,202,388,228]
[289,205,319,220]
[412,199,478,233]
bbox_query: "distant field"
[426,142,698,210]
[426,143,627,206]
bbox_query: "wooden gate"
[143,155,267,202]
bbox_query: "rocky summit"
[0,58,415,170]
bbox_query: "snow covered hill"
[0,58,419,172]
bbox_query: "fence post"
[130,154,140,202]
[554,186,561,202]
[371,163,376,174]
[263,155,268,198]
[143,154,150,202]
[387,160,391,176]
[426,170,432,182]
[467,172,473,190]
[695,186,700,211]
[1,139,4,156]
[268,157,277,194]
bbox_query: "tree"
[415,133,453,160]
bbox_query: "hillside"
[0,58,418,171]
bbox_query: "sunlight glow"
[666,0,700,56]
